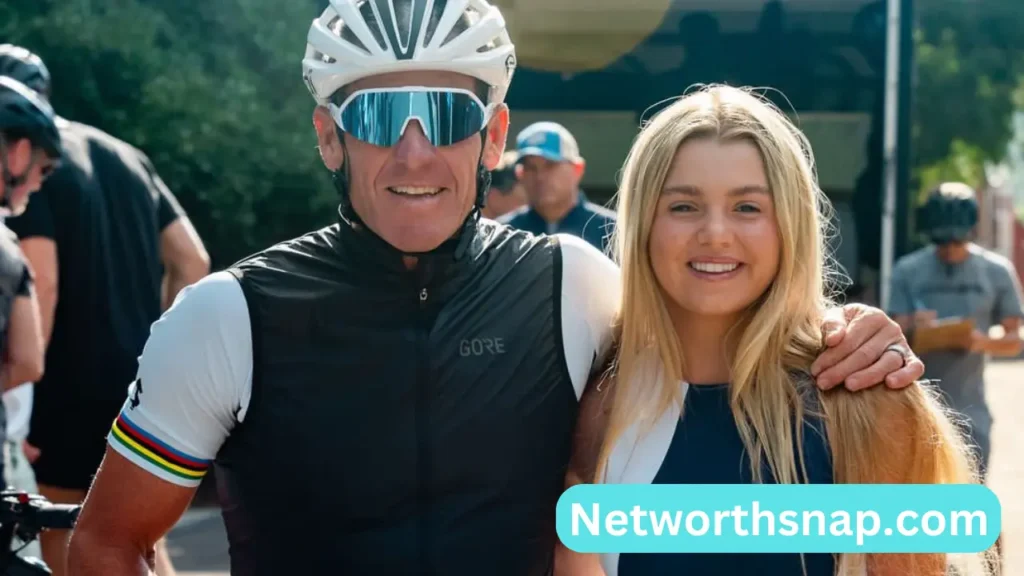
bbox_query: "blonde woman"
[561,86,989,576]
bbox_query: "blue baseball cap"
[514,121,582,164]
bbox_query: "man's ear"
[4,139,33,176]
[313,107,345,171]
[572,159,586,181]
[481,105,510,171]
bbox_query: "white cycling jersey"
[107,233,621,487]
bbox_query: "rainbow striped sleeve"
[108,410,212,487]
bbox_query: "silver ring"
[884,344,910,367]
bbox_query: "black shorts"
[28,372,132,491]
[29,405,120,491]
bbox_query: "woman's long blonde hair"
[596,85,993,574]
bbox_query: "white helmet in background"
[302,0,517,106]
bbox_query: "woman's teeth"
[690,262,739,273]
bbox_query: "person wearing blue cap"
[498,121,616,251]
[888,182,1024,481]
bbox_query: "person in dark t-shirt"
[1,45,210,576]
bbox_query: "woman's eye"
[670,204,697,213]
[736,203,761,213]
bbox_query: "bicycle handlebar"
[27,505,79,531]
[0,490,80,574]
[0,490,81,536]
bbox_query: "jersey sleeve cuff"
[107,410,211,488]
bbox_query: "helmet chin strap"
[331,124,490,259]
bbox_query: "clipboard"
[911,317,974,355]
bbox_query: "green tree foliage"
[912,1,1024,199]
[1,0,338,268]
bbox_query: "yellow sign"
[492,0,674,72]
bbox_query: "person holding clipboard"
[889,182,1024,480]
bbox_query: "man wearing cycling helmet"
[0,75,60,488]
[68,1,922,574]
[889,182,1024,479]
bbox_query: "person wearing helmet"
[67,1,920,574]
[480,150,527,219]
[0,45,50,99]
[889,182,1023,477]
[0,45,208,576]
[0,75,60,215]
[0,76,59,490]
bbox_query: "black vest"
[214,217,578,575]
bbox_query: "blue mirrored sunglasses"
[329,87,495,148]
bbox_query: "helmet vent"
[440,5,481,48]
[422,0,449,47]
[476,35,502,53]
[330,14,370,57]
[354,0,390,52]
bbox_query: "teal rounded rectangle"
[556,484,1001,553]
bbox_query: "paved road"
[987,359,1023,575]
[165,508,228,574]
[168,360,1024,575]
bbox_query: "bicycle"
[0,489,80,576]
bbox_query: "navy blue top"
[618,383,836,576]
[497,191,615,252]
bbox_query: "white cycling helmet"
[302,0,517,107]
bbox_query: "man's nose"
[393,120,436,169]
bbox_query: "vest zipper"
[416,284,431,574]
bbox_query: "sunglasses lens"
[334,90,487,148]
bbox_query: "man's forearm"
[36,283,57,348]
[67,530,154,576]
[162,262,208,311]
[162,271,190,312]
[3,361,39,391]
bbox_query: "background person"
[482,150,527,220]
[0,44,210,576]
[0,75,59,497]
[498,121,615,251]
[889,182,1024,480]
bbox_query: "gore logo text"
[460,338,506,356]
